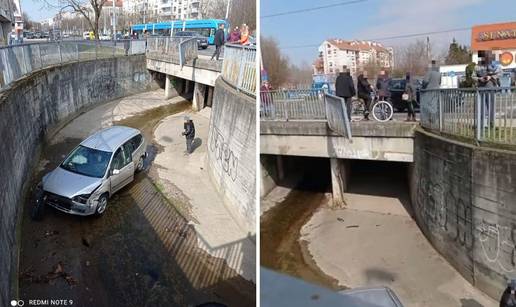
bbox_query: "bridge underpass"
[260,91,497,306]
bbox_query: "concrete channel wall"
[410,128,516,299]
[207,77,256,232]
[0,55,154,304]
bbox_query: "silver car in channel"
[40,126,147,216]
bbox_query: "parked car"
[387,78,422,112]
[174,31,209,49]
[32,126,147,219]
[99,34,111,40]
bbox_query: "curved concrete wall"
[0,55,153,304]
[410,128,516,299]
[207,78,256,232]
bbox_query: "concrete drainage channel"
[19,91,255,307]
[260,156,496,306]
[0,56,255,307]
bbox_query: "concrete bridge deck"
[260,120,417,162]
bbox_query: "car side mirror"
[112,169,120,175]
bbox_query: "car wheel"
[202,46,208,49]
[94,194,108,216]
[136,156,145,172]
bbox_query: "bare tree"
[229,0,256,31]
[41,0,109,39]
[200,0,227,19]
[287,62,313,87]
[261,36,291,88]
[392,40,429,77]
[201,0,256,31]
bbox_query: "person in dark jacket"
[211,24,225,61]
[182,116,196,154]
[335,67,356,121]
[376,70,391,101]
[357,71,373,120]
[404,72,417,122]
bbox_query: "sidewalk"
[152,109,256,282]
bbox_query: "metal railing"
[0,40,146,92]
[420,87,516,145]
[260,89,326,120]
[145,36,198,67]
[221,43,256,97]
[325,93,352,138]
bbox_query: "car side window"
[111,148,124,171]
[121,144,133,165]
[130,135,142,153]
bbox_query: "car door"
[109,146,134,193]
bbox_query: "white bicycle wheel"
[372,100,393,122]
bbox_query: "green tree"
[445,38,471,65]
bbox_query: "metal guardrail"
[221,43,256,97]
[145,36,198,68]
[260,89,326,120]
[420,87,516,145]
[0,40,146,92]
[260,89,352,138]
[325,93,352,138]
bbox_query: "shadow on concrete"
[364,268,397,283]
[192,137,203,152]
[460,298,485,307]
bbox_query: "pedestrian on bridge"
[228,26,241,43]
[404,72,417,122]
[357,71,373,120]
[211,24,225,61]
[376,70,391,101]
[335,66,355,121]
[422,60,441,90]
[182,116,196,154]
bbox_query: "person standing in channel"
[182,116,195,154]
[335,66,356,121]
[357,71,373,120]
[211,24,225,61]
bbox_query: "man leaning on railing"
[473,51,501,128]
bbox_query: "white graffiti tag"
[477,221,516,273]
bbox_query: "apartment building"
[158,0,201,20]
[314,39,394,78]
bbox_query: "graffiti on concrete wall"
[477,221,516,273]
[415,150,473,251]
[88,66,116,100]
[209,126,238,182]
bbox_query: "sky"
[261,0,516,66]
[22,0,61,22]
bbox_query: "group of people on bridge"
[335,63,440,123]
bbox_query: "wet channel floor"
[260,158,346,291]
[19,99,255,307]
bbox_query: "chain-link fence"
[421,87,516,145]
[0,40,146,92]
[221,43,256,97]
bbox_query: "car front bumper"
[44,192,98,216]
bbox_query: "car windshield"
[60,145,112,178]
